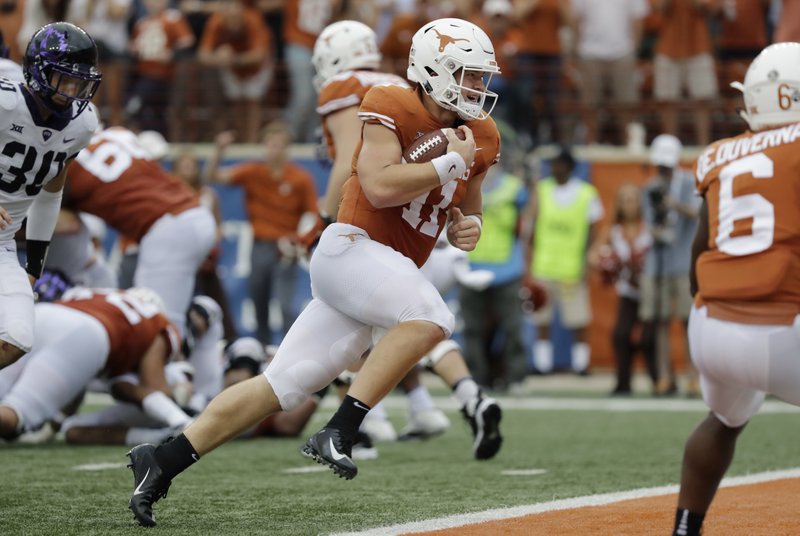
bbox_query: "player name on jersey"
[697,122,800,182]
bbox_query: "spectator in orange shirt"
[651,0,718,146]
[205,121,319,345]
[379,0,451,77]
[773,0,800,42]
[471,0,526,138]
[198,0,274,143]
[512,0,571,145]
[282,0,337,143]
[128,0,196,136]
[712,0,769,94]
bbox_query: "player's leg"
[134,207,216,336]
[301,225,454,478]
[674,306,766,536]
[421,341,503,460]
[0,305,109,438]
[397,365,450,441]
[0,253,35,368]
[127,297,371,526]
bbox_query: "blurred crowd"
[1,0,798,146]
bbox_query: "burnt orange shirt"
[471,14,525,77]
[230,162,318,241]
[199,7,271,79]
[515,0,565,55]
[59,289,180,378]
[338,85,501,268]
[380,14,426,67]
[653,0,714,58]
[67,128,200,242]
[284,0,334,49]
[775,0,800,42]
[718,0,768,51]
[694,122,800,324]
[133,9,195,79]
[317,70,409,160]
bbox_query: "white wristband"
[465,214,482,232]
[431,152,467,186]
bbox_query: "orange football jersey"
[66,128,199,241]
[58,289,180,377]
[337,85,501,267]
[694,122,800,324]
[316,70,409,160]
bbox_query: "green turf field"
[2,394,798,535]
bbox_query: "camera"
[648,185,669,226]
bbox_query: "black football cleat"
[301,427,358,480]
[127,444,172,527]
[463,396,503,460]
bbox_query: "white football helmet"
[407,18,500,120]
[312,20,381,92]
[137,130,169,161]
[731,42,800,131]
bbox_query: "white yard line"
[84,392,799,415]
[72,462,128,471]
[320,396,800,414]
[329,468,800,536]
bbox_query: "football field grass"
[2,390,799,535]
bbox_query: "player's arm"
[111,333,192,428]
[204,131,236,185]
[689,197,709,297]
[447,169,485,252]
[322,106,363,218]
[25,167,68,284]
[358,125,476,208]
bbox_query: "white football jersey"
[0,79,97,242]
[0,59,24,84]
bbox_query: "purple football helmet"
[23,22,102,119]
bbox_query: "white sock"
[141,391,192,427]
[365,400,388,421]
[125,427,173,446]
[572,342,590,372]
[534,340,553,373]
[453,377,480,407]
[406,384,436,414]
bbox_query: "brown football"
[402,129,466,163]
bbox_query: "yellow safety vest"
[532,178,596,282]
[469,173,524,264]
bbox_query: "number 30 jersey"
[0,78,97,242]
[694,122,800,324]
[337,85,500,268]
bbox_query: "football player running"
[306,20,502,452]
[0,22,101,369]
[673,42,800,536]
[125,17,500,527]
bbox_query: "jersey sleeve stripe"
[358,111,396,130]
[316,94,362,116]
